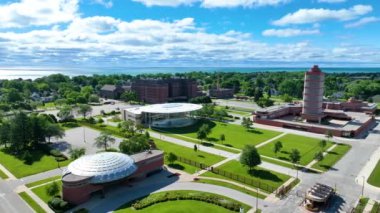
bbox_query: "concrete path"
[304,143,338,169]
[255,132,288,148]
[149,131,236,158]
[356,144,380,193]
[0,164,16,180]
[16,185,54,213]
[20,167,65,185]
[363,199,376,213]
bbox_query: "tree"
[319,140,327,151]
[88,94,100,103]
[197,124,211,142]
[282,94,293,103]
[213,109,228,121]
[326,130,333,142]
[77,104,92,119]
[273,141,283,156]
[0,122,10,148]
[314,151,324,161]
[94,131,115,151]
[194,144,198,152]
[9,111,31,152]
[57,105,73,121]
[46,182,60,197]
[45,124,65,143]
[120,91,138,103]
[257,97,274,108]
[166,152,178,165]
[119,134,150,155]
[136,123,145,134]
[253,88,263,102]
[119,120,136,136]
[242,117,253,130]
[69,148,86,160]
[240,145,261,172]
[289,149,301,167]
[220,134,225,143]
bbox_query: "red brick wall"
[63,184,103,205]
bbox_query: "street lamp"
[361,176,365,197]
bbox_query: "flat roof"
[125,103,202,115]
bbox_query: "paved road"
[0,179,34,213]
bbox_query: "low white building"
[122,103,202,128]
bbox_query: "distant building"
[99,85,129,99]
[254,65,377,138]
[131,78,199,104]
[208,88,234,99]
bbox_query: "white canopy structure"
[123,103,203,128]
[66,152,137,184]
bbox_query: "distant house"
[100,85,129,99]
[208,88,234,99]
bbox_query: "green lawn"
[153,119,282,149]
[115,200,234,213]
[0,169,8,179]
[32,181,62,203]
[195,178,267,199]
[19,192,46,213]
[371,201,379,213]
[202,160,291,193]
[26,175,62,188]
[258,134,334,166]
[115,190,250,213]
[0,149,71,178]
[354,197,369,213]
[261,156,295,169]
[368,160,380,188]
[312,144,351,171]
[154,138,225,174]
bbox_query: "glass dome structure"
[67,152,137,184]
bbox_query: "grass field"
[153,119,281,149]
[115,190,251,213]
[0,149,70,178]
[116,200,234,213]
[0,169,8,179]
[195,179,267,199]
[32,181,62,203]
[258,134,334,166]
[19,192,46,213]
[368,160,380,188]
[153,138,225,174]
[202,160,290,192]
[26,175,62,188]
[354,197,369,213]
[312,144,351,171]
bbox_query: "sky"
[0,0,379,70]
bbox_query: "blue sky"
[0,0,379,69]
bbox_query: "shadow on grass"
[1,145,48,165]
[168,163,185,170]
[327,151,338,155]
[279,156,290,161]
[247,129,263,134]
[197,155,205,158]
[280,150,290,154]
[248,168,283,182]
[223,144,234,147]
[206,137,218,142]
[201,142,215,147]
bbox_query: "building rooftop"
[65,152,137,184]
[125,103,203,115]
[131,149,164,162]
[101,84,117,92]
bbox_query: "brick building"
[131,78,199,103]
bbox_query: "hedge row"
[132,191,242,212]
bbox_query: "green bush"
[50,149,63,157]
[61,122,79,128]
[55,156,67,162]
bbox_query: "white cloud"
[273,5,372,26]
[132,0,290,7]
[318,0,346,3]
[262,28,320,37]
[93,0,113,8]
[0,0,79,28]
[132,0,198,7]
[345,16,380,28]
[0,16,378,66]
[201,0,290,8]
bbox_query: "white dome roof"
[67,152,137,184]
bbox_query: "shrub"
[55,156,67,162]
[87,117,96,124]
[61,122,79,128]
[50,149,63,157]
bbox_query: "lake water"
[0,67,379,80]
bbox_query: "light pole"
[256,187,259,211]
[361,176,365,197]
[83,126,86,143]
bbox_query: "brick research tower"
[302,65,325,123]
